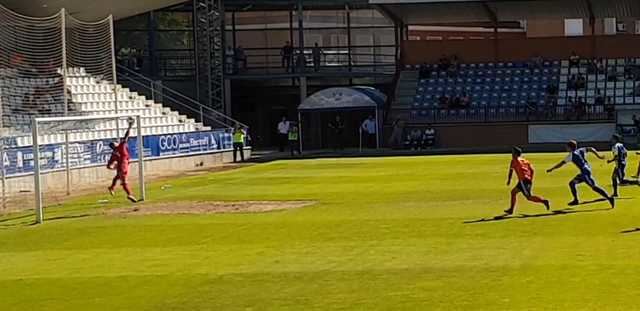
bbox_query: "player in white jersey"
[607,134,630,197]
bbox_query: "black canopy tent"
[297,87,387,152]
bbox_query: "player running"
[107,118,137,203]
[546,140,614,208]
[505,146,550,215]
[608,134,630,197]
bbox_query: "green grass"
[2,153,640,310]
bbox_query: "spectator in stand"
[389,119,404,149]
[448,55,460,77]
[288,125,300,156]
[575,97,586,120]
[438,55,451,71]
[586,59,597,74]
[633,115,640,135]
[281,41,294,72]
[438,94,450,109]
[632,115,640,136]
[605,97,615,119]
[546,83,558,96]
[596,58,606,74]
[424,125,436,148]
[328,115,345,150]
[607,66,619,82]
[295,52,306,73]
[529,54,544,72]
[407,128,423,150]
[595,89,605,108]
[568,74,578,90]
[234,46,247,72]
[450,94,461,109]
[630,83,640,96]
[361,115,377,149]
[576,73,586,90]
[419,62,431,79]
[526,96,538,120]
[312,43,322,72]
[569,51,580,67]
[544,93,558,119]
[460,92,471,108]
[277,116,290,152]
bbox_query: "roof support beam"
[374,4,402,26]
[482,3,499,62]
[585,0,596,57]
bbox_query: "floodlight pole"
[136,115,146,201]
[32,118,43,224]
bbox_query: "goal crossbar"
[31,114,146,224]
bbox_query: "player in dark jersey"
[547,140,614,208]
[505,146,550,215]
[107,119,137,203]
[607,134,630,197]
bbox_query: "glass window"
[156,31,193,50]
[115,31,149,50]
[156,12,193,30]
[350,9,392,27]
[295,10,347,28]
[564,18,584,36]
[235,11,290,30]
[116,13,149,30]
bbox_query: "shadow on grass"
[620,228,640,234]
[0,213,33,223]
[0,213,96,229]
[464,207,612,224]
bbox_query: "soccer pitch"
[2,153,640,310]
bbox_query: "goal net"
[29,115,146,224]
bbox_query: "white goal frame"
[31,114,146,224]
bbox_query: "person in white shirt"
[277,116,290,152]
[361,115,377,149]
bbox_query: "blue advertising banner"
[1,130,232,177]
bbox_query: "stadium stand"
[0,4,219,148]
[393,58,640,124]
[558,58,640,109]
[394,60,562,122]
[1,67,210,147]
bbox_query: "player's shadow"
[620,228,640,234]
[464,207,612,224]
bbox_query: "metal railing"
[226,46,397,75]
[393,104,614,124]
[116,64,247,130]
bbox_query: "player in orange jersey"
[505,146,550,215]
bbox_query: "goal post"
[31,114,146,224]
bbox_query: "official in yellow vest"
[233,125,246,162]
[288,125,300,156]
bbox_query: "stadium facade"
[3,0,640,148]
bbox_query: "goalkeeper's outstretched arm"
[121,118,134,143]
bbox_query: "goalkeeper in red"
[107,118,137,203]
[505,146,550,215]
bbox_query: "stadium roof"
[0,0,186,20]
[0,0,373,20]
[371,0,640,24]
